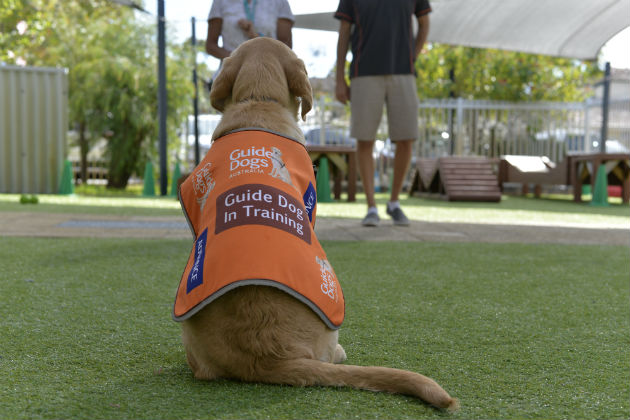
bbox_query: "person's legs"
[384,75,418,226]
[349,76,385,225]
[356,141,380,226]
[390,140,413,203]
[357,140,377,208]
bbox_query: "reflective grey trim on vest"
[172,279,340,330]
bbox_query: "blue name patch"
[302,182,316,222]
[186,228,208,293]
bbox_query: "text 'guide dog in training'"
[173,37,458,411]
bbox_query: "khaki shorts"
[350,75,419,141]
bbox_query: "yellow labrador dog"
[177,37,458,411]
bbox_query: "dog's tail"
[259,358,459,411]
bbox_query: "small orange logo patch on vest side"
[192,162,216,210]
[316,256,339,302]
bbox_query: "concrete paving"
[1,211,628,246]
[315,217,629,246]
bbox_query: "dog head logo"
[192,162,216,210]
[269,147,294,186]
[316,256,337,302]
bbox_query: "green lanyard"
[243,0,257,23]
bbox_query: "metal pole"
[583,98,591,153]
[448,67,455,155]
[600,62,611,154]
[192,17,200,165]
[318,96,326,145]
[157,0,168,195]
[456,97,464,155]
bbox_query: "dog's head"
[210,38,313,121]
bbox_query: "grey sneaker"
[361,211,380,227]
[386,206,410,226]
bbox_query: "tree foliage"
[415,43,602,101]
[1,0,193,189]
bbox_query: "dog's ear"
[285,57,313,121]
[210,53,241,112]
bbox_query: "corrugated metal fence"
[0,65,68,194]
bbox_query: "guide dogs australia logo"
[229,146,271,173]
[192,162,216,210]
[229,146,293,186]
[316,256,338,302]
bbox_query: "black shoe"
[361,211,380,227]
[386,206,410,226]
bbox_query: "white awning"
[294,0,630,61]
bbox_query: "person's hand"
[335,78,350,104]
[238,19,257,39]
[238,19,252,31]
[414,48,428,63]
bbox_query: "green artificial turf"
[0,238,628,419]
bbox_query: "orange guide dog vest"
[174,128,344,329]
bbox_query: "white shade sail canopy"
[294,0,630,61]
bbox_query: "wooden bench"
[498,155,569,198]
[307,145,356,202]
[568,153,630,204]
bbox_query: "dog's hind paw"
[334,344,347,364]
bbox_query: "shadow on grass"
[316,193,628,227]
[0,194,183,217]
[402,193,628,217]
[93,369,440,420]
